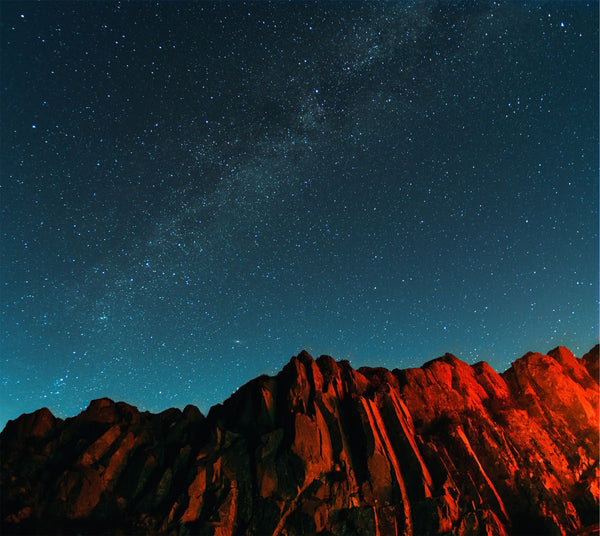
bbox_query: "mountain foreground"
[1,345,598,535]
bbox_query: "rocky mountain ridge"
[1,345,598,535]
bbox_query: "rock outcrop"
[1,345,598,535]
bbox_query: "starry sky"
[1,1,598,428]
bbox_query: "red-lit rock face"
[1,345,598,535]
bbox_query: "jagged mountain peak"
[2,346,598,536]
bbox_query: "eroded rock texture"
[1,345,598,535]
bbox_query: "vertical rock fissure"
[389,390,433,498]
[362,398,413,536]
[455,426,509,522]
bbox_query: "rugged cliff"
[1,345,598,535]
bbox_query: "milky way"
[1,1,598,426]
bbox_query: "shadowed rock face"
[1,345,598,536]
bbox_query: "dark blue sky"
[1,1,598,427]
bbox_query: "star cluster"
[1,1,597,427]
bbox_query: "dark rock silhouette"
[1,345,598,535]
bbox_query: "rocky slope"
[1,345,598,536]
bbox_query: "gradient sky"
[1,1,598,428]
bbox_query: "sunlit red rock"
[1,345,598,535]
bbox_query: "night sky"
[1,1,598,428]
